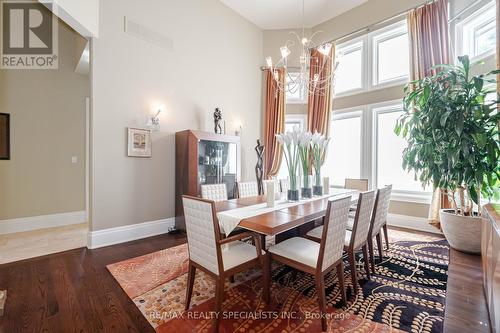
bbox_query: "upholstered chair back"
[320,196,351,271]
[345,178,369,191]
[263,179,280,195]
[237,181,259,198]
[371,185,392,234]
[182,196,220,275]
[279,179,289,193]
[201,184,228,202]
[351,190,376,249]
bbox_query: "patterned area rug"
[107,230,448,333]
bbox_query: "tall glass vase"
[287,172,299,201]
[301,173,312,199]
[313,168,323,196]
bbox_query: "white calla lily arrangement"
[276,127,331,199]
[311,131,330,190]
[275,126,301,195]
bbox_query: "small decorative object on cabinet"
[127,127,152,157]
[0,113,10,160]
[175,130,241,230]
[213,108,223,134]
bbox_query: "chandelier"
[264,0,335,96]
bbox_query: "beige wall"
[90,0,263,231]
[0,20,89,220]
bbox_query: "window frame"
[371,20,410,88]
[455,1,497,63]
[334,37,368,97]
[370,100,432,203]
[334,19,410,98]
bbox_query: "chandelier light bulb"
[301,37,308,45]
[280,46,291,58]
[266,57,273,68]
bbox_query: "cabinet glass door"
[198,140,238,198]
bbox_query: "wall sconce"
[235,124,243,136]
[147,108,162,131]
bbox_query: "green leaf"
[474,77,484,92]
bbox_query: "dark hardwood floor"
[0,230,491,333]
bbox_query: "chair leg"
[362,245,371,280]
[185,263,196,310]
[348,251,358,294]
[213,278,224,333]
[336,262,347,307]
[368,237,375,274]
[383,223,389,250]
[262,255,270,304]
[376,233,384,262]
[315,274,327,332]
[229,275,235,283]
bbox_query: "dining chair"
[182,195,269,333]
[267,196,351,331]
[344,178,369,191]
[367,185,392,272]
[279,178,289,193]
[306,190,375,293]
[263,179,280,195]
[237,181,259,198]
[201,183,228,202]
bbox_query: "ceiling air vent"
[124,17,173,51]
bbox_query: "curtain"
[407,0,450,229]
[263,68,285,179]
[307,46,335,137]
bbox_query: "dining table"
[215,188,359,243]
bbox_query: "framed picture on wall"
[127,127,152,157]
[0,113,10,160]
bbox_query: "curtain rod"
[315,0,487,48]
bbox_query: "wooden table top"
[218,188,358,236]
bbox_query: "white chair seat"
[268,237,320,268]
[222,241,262,271]
[306,225,323,240]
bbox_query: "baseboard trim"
[0,211,87,235]
[87,217,175,249]
[387,213,442,235]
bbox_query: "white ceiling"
[219,0,369,30]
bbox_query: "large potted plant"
[396,56,500,254]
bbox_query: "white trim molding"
[387,213,442,235]
[0,211,87,235]
[87,217,175,249]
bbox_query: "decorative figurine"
[214,108,223,134]
[255,139,265,195]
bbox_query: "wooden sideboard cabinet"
[482,204,500,333]
[175,130,241,230]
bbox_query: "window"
[335,41,364,94]
[334,20,410,96]
[323,111,363,186]
[372,22,410,86]
[321,102,432,202]
[457,2,496,60]
[285,72,307,104]
[373,104,425,193]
